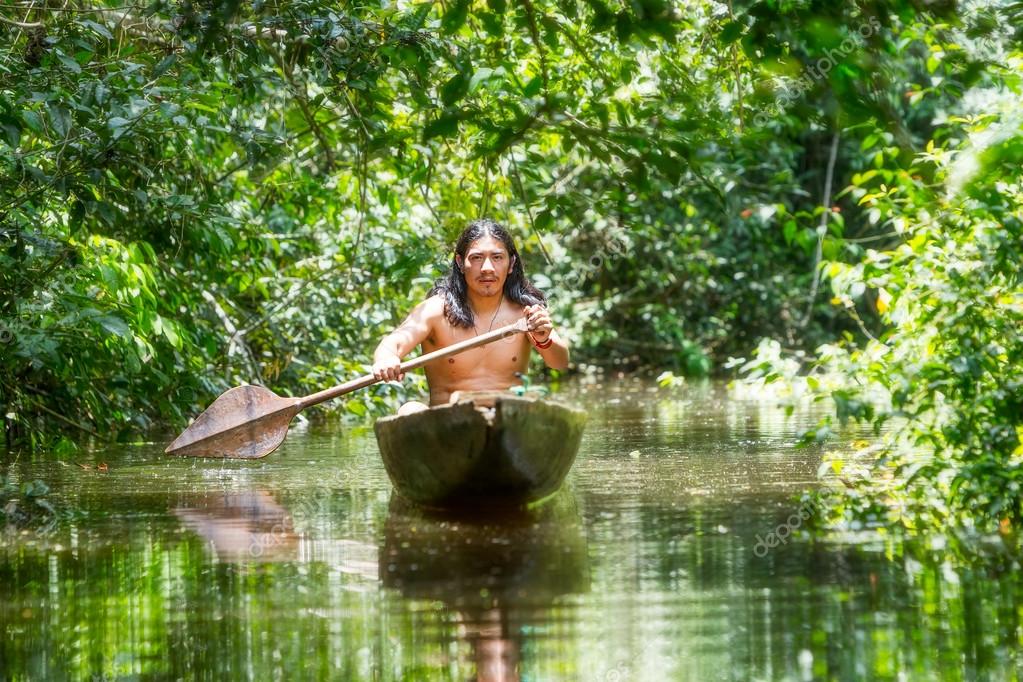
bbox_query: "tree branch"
[800,131,840,329]
[510,150,553,265]
[519,0,550,95]
[201,290,263,383]
[0,14,42,28]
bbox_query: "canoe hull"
[374,396,586,508]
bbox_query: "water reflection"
[381,493,589,681]
[174,489,299,562]
[2,381,1023,680]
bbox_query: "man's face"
[458,235,513,298]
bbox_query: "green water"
[2,380,1021,681]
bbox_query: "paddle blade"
[165,385,302,459]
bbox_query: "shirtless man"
[371,218,569,415]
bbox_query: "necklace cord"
[473,292,504,337]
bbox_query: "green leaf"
[152,54,177,79]
[405,2,433,30]
[97,315,131,339]
[783,220,797,245]
[46,102,71,137]
[586,0,615,32]
[719,20,744,45]
[423,112,460,140]
[535,210,554,231]
[479,12,504,36]
[481,126,520,156]
[614,101,631,126]
[469,67,497,93]
[55,50,82,74]
[0,115,20,148]
[185,101,218,114]
[615,12,633,43]
[95,201,117,226]
[440,73,469,106]
[78,19,114,40]
[21,110,43,134]
[541,17,560,50]
[522,75,543,97]
[158,316,182,349]
[441,0,470,34]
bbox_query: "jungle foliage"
[1,0,1021,534]
[736,0,1023,536]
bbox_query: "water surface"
[2,380,1020,680]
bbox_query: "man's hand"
[372,353,405,382]
[524,304,553,341]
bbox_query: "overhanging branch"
[0,13,42,28]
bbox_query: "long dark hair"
[429,218,547,328]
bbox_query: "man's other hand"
[524,304,553,341]
[372,354,405,382]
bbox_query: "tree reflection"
[381,493,590,681]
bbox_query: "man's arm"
[524,304,569,371]
[372,296,441,381]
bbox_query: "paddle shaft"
[297,317,530,410]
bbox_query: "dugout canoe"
[374,393,587,508]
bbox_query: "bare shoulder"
[405,294,446,339]
[398,294,441,320]
[391,294,444,336]
[416,294,446,323]
[405,294,449,347]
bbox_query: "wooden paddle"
[165,317,530,459]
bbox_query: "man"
[372,218,569,415]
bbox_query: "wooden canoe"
[374,393,586,508]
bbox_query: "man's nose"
[481,257,496,272]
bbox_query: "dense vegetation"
[2,2,1020,534]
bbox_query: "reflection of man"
[372,219,569,414]
[470,609,521,682]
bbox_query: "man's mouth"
[479,278,496,284]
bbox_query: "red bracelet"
[531,333,553,349]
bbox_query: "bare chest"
[421,316,531,382]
